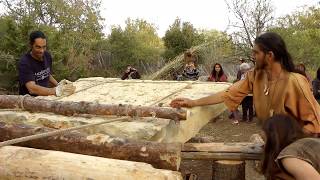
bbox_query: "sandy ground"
[179,112,265,180]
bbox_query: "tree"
[271,6,320,70]
[162,18,204,60]
[107,18,164,72]
[225,0,274,57]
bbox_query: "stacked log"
[0,95,186,120]
[0,121,181,170]
[0,146,183,180]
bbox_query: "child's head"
[186,61,195,68]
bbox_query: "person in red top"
[208,63,228,82]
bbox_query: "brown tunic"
[222,69,320,134]
[276,138,320,178]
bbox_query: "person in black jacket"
[121,65,141,80]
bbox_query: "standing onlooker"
[312,67,320,102]
[295,63,312,83]
[236,58,245,81]
[208,63,228,82]
[239,63,253,122]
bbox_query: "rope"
[0,116,128,147]
[19,94,30,110]
[148,81,196,106]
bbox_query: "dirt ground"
[179,112,265,180]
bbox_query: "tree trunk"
[212,160,245,180]
[0,121,181,170]
[0,146,183,180]
[0,95,186,120]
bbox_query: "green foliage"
[162,18,204,60]
[271,6,320,72]
[197,30,235,64]
[107,18,164,71]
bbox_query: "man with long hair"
[170,32,320,136]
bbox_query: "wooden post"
[0,95,186,120]
[0,121,181,170]
[182,142,263,180]
[0,146,183,180]
[248,134,265,173]
[212,160,245,180]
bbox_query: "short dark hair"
[254,32,295,72]
[29,31,46,45]
[317,67,320,80]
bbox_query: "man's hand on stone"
[55,79,76,97]
[170,98,195,108]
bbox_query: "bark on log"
[0,95,186,120]
[212,160,245,180]
[0,146,183,180]
[0,121,181,170]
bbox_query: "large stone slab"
[0,78,231,143]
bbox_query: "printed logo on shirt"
[34,67,50,81]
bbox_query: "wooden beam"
[182,152,261,160]
[182,142,263,161]
[0,146,183,179]
[183,142,263,154]
[0,95,186,120]
[0,121,181,170]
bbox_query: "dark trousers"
[241,96,253,121]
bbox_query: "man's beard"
[255,56,268,70]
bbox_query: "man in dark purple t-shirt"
[19,31,59,96]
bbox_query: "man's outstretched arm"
[170,91,225,108]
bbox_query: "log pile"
[0,146,183,180]
[0,121,181,171]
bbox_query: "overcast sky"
[101,0,319,37]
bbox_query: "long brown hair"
[261,114,307,179]
[254,32,295,72]
[211,63,225,80]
